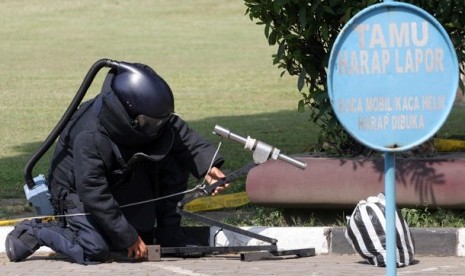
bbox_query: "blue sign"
[327,2,459,152]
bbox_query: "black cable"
[23,58,118,188]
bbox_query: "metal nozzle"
[213,125,306,169]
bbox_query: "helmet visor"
[132,114,170,137]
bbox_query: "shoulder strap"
[109,139,127,169]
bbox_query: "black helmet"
[111,62,174,136]
[111,62,174,118]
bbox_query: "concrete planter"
[246,153,465,208]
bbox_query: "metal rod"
[213,125,307,169]
[213,125,248,144]
[277,153,307,169]
[180,210,277,244]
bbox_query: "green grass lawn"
[0,0,316,200]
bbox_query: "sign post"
[327,2,458,275]
[384,152,395,274]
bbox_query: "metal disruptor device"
[169,125,313,262]
[213,125,307,169]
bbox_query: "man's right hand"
[127,235,148,260]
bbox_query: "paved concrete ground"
[2,221,465,275]
[1,252,465,276]
[2,226,465,275]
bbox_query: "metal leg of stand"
[168,211,315,262]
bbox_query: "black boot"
[5,220,41,262]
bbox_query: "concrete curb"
[2,225,464,257]
[331,227,464,256]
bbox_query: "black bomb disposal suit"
[5,63,224,264]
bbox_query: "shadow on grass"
[0,110,315,199]
[3,107,464,216]
[0,142,51,198]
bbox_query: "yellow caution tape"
[0,219,20,227]
[0,193,250,226]
[434,138,465,152]
[184,192,250,212]
[0,216,56,227]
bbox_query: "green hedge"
[245,0,465,155]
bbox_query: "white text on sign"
[337,96,446,131]
[337,21,445,75]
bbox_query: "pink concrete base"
[245,154,465,208]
